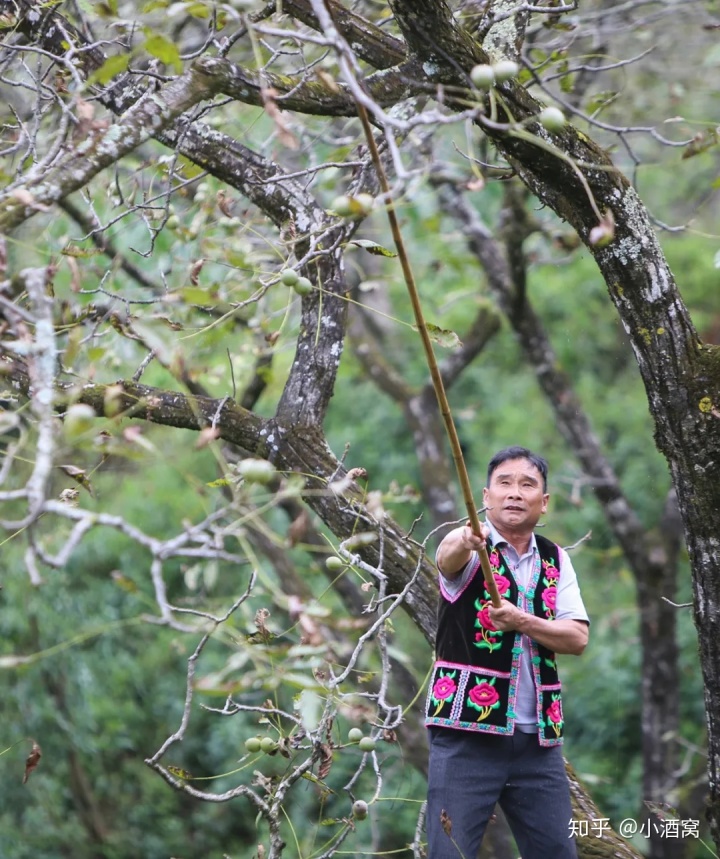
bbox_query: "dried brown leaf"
[189,258,205,286]
[195,426,220,449]
[23,741,41,784]
[216,189,235,218]
[261,87,298,150]
[315,69,340,93]
[440,808,452,837]
[255,609,271,636]
[317,743,333,780]
[287,508,309,547]
[67,255,82,293]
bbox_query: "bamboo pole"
[355,103,501,608]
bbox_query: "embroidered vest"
[425,535,564,746]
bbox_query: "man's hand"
[488,601,589,655]
[488,599,524,631]
[436,523,490,580]
[458,523,490,552]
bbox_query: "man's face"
[483,457,549,535]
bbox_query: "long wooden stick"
[355,103,501,608]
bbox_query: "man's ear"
[541,493,549,514]
[483,486,489,506]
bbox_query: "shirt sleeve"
[555,547,590,623]
[436,549,477,596]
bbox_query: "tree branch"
[0,60,228,232]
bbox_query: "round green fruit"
[293,277,313,296]
[470,64,495,90]
[260,736,278,753]
[325,556,344,571]
[352,800,369,820]
[358,736,376,752]
[493,59,519,83]
[244,737,262,753]
[280,269,299,286]
[347,727,364,743]
[330,195,354,217]
[237,458,275,484]
[538,106,566,132]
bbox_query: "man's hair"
[486,446,549,492]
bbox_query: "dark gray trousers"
[426,728,578,859]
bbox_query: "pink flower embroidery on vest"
[540,558,560,619]
[477,603,497,631]
[430,670,457,716]
[491,573,511,596]
[541,585,557,612]
[467,677,501,721]
[474,599,503,651]
[546,695,564,737]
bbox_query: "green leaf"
[584,91,618,116]
[186,1,211,17]
[421,323,462,349]
[178,286,217,305]
[206,478,230,488]
[349,239,397,257]
[144,34,182,71]
[225,250,249,268]
[61,243,103,258]
[167,765,192,780]
[88,53,131,85]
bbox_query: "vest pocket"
[425,661,513,732]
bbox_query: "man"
[425,446,589,858]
